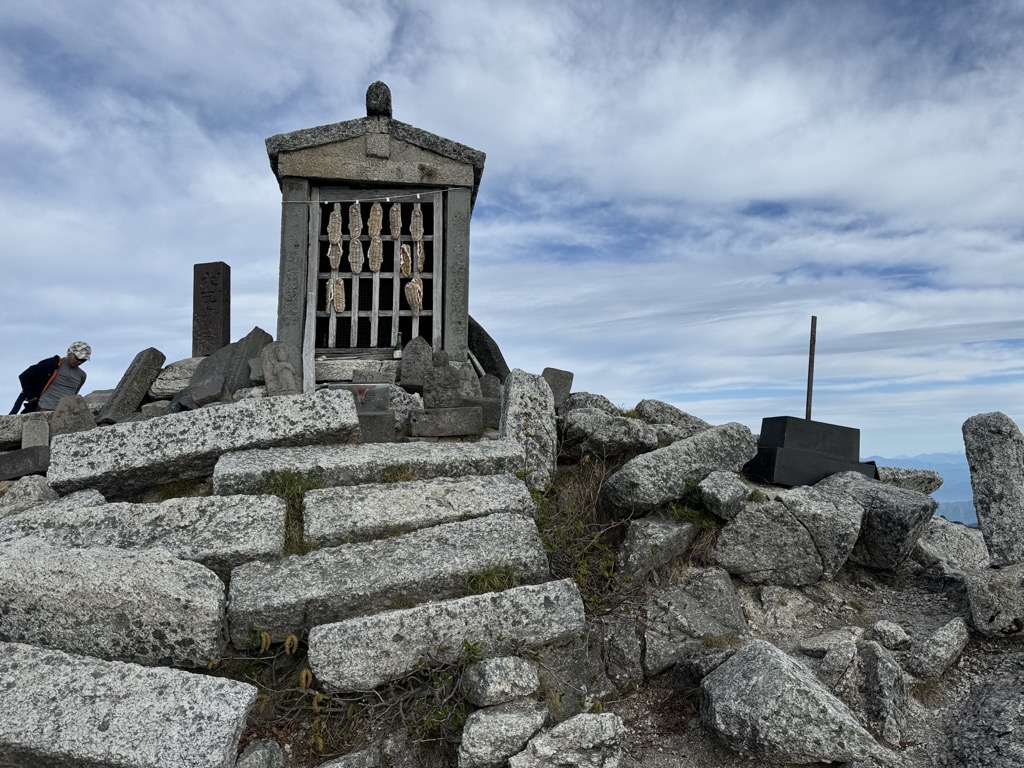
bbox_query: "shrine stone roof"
[265,81,486,207]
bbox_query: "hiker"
[9,341,92,414]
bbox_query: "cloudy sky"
[2,1,1023,458]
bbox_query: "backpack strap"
[38,358,62,399]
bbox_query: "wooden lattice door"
[307,188,444,357]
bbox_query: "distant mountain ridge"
[867,451,976,526]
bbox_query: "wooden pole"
[806,315,817,421]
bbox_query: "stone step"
[0,640,254,768]
[212,437,525,495]
[0,539,227,668]
[307,579,586,691]
[47,389,360,497]
[303,473,535,546]
[227,512,549,646]
[0,494,286,580]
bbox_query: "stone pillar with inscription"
[444,187,472,362]
[193,262,231,357]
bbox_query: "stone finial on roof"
[366,81,392,118]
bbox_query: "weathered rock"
[914,516,990,572]
[0,445,49,481]
[308,579,585,691]
[532,633,615,723]
[468,315,511,382]
[20,412,49,448]
[462,656,541,706]
[700,640,877,764]
[508,713,624,768]
[49,389,360,497]
[541,367,573,412]
[869,620,912,650]
[49,394,97,436]
[171,326,272,410]
[668,649,735,691]
[858,641,909,746]
[644,567,747,675]
[0,414,24,450]
[876,465,943,494]
[97,347,167,423]
[501,369,557,489]
[714,499,821,586]
[149,356,203,399]
[0,474,57,518]
[602,423,757,517]
[229,513,550,645]
[389,384,422,438]
[140,400,170,419]
[798,626,865,658]
[742,584,821,632]
[817,640,858,690]
[410,405,483,437]
[698,470,751,521]
[214,438,524,496]
[966,565,1024,637]
[633,399,711,439]
[0,641,254,768]
[0,494,285,580]
[560,407,658,460]
[460,700,549,768]
[816,471,935,570]
[715,485,861,586]
[963,411,1024,566]
[907,617,969,679]
[236,739,285,768]
[305,473,533,546]
[599,613,644,691]
[950,659,1024,768]
[560,392,619,416]
[0,539,226,667]
[615,517,696,581]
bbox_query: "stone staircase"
[0,378,583,767]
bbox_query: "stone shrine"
[265,81,486,393]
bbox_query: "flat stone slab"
[308,579,586,691]
[0,445,50,482]
[304,473,534,546]
[48,389,360,497]
[0,640,254,768]
[213,437,525,495]
[0,414,24,450]
[0,539,227,667]
[0,494,286,580]
[228,512,550,646]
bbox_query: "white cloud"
[2,0,1024,458]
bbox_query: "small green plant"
[262,470,322,556]
[532,456,628,613]
[665,500,718,530]
[748,488,769,503]
[465,566,521,595]
[378,464,420,483]
[213,635,485,763]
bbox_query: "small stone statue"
[262,342,302,396]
